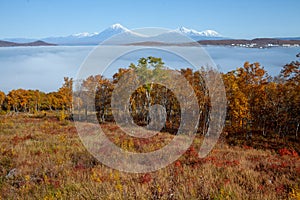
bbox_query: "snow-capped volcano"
[42,23,141,45]
[69,23,129,39]
[99,23,130,36]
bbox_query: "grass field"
[0,113,299,199]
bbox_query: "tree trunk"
[296,122,299,139]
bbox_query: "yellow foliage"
[91,168,102,183]
[24,175,30,182]
[121,138,135,151]
[289,187,300,200]
[43,174,50,185]
[115,181,123,192]
[59,110,66,121]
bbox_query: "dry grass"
[0,113,299,199]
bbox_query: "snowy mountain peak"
[177,26,221,37]
[110,23,129,31]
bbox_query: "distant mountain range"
[4,23,225,45]
[1,24,300,47]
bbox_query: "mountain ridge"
[0,40,56,47]
[3,24,224,45]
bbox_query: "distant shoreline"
[126,39,300,48]
[1,38,300,49]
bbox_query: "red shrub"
[174,160,183,175]
[140,173,152,184]
[174,160,181,168]
[243,145,253,150]
[275,184,285,194]
[291,150,299,157]
[73,164,88,171]
[224,178,230,185]
[278,148,291,156]
[258,185,264,191]
[278,148,298,157]
[12,134,33,145]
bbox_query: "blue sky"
[1,0,299,39]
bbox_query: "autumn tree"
[180,68,208,134]
[95,76,114,122]
[279,60,300,137]
[73,75,104,121]
[128,57,168,125]
[57,77,73,112]
[0,91,5,111]
[6,89,23,112]
[223,62,269,139]
[223,71,250,130]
